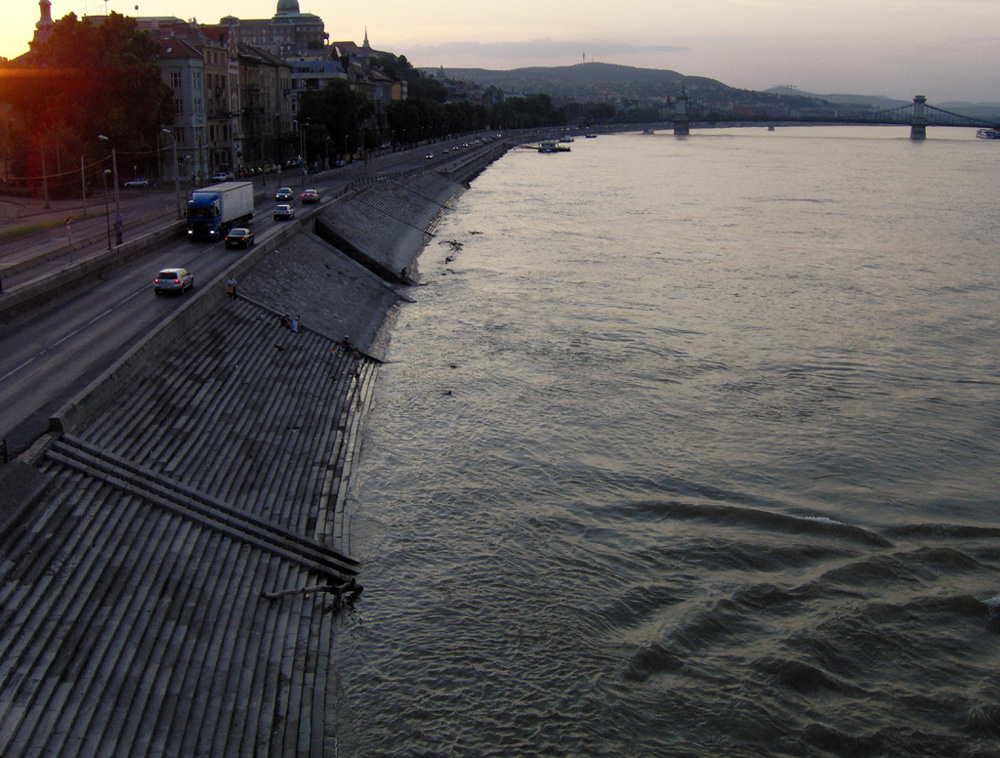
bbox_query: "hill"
[766,86,1000,120]
[422,62,730,101]
[420,64,1000,121]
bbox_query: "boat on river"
[538,140,570,153]
[976,128,1000,140]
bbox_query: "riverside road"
[0,137,499,460]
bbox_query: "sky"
[3,0,999,103]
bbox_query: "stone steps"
[0,293,378,755]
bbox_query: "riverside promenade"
[0,148,505,756]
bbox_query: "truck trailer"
[187,181,254,241]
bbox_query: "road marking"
[0,286,147,383]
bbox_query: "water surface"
[332,127,1000,757]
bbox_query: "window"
[174,99,183,115]
[171,72,182,88]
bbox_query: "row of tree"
[1,13,174,196]
[296,54,572,162]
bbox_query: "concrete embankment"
[0,145,507,758]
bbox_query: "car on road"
[275,186,293,201]
[123,178,150,188]
[273,204,295,221]
[224,227,254,249]
[153,267,194,295]
[425,153,434,159]
[300,188,319,204]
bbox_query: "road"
[0,136,510,460]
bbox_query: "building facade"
[220,0,327,60]
[152,20,295,181]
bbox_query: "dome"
[275,0,300,14]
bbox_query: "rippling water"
[331,127,1000,757]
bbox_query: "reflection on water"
[333,128,1000,757]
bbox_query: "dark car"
[273,204,295,221]
[153,267,194,295]
[224,227,254,249]
[275,187,293,201]
[301,188,319,204]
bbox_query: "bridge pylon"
[910,95,928,140]
[674,88,690,136]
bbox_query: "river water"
[332,127,1000,757]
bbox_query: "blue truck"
[186,181,255,241]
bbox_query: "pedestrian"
[281,313,292,329]
[226,277,237,298]
[291,314,299,332]
[340,335,352,352]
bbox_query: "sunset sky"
[3,0,999,102]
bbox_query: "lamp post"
[161,128,182,219]
[98,134,122,244]
[101,169,111,250]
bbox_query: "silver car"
[273,204,295,220]
[153,267,194,295]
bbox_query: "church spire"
[37,0,53,27]
[363,26,370,49]
[33,0,54,47]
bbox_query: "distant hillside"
[416,67,1000,120]
[766,87,908,109]
[766,87,1000,120]
[422,62,730,101]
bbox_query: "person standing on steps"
[226,277,237,298]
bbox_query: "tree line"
[0,13,173,197]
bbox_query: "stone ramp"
[0,293,377,756]
[0,461,344,757]
[239,232,402,359]
[315,172,465,282]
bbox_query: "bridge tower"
[910,95,928,140]
[673,86,690,136]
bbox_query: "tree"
[2,12,173,194]
[297,79,374,163]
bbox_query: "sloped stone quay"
[0,157,500,756]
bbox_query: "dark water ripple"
[334,129,1000,757]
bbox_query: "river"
[331,126,1000,757]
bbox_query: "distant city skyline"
[3,0,999,103]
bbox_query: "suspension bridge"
[671,95,1000,139]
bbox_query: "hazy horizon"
[3,0,999,103]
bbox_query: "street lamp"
[101,169,111,250]
[161,128,182,219]
[98,134,122,245]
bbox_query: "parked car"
[224,227,254,249]
[274,186,293,201]
[300,188,319,204]
[153,267,194,295]
[123,178,150,188]
[273,204,295,221]
[211,172,235,182]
